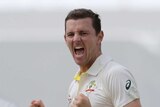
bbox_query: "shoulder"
[103,60,133,79]
[101,60,137,90]
[98,55,131,77]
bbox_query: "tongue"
[75,49,84,55]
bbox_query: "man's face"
[64,18,103,70]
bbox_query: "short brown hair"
[65,8,101,35]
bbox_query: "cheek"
[67,43,72,50]
[85,42,95,55]
[66,42,73,51]
[86,40,96,49]
[66,40,71,46]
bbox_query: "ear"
[64,34,67,42]
[97,31,104,43]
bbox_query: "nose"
[73,34,81,42]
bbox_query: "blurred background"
[0,0,160,107]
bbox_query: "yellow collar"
[74,72,86,81]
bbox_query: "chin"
[75,61,81,66]
[73,56,85,66]
[74,60,83,66]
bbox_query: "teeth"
[74,46,84,55]
[75,47,83,49]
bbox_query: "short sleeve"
[107,65,140,107]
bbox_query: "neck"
[79,53,102,74]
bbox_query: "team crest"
[85,80,96,92]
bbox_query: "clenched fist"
[30,99,45,107]
[71,93,91,107]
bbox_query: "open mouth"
[74,46,84,55]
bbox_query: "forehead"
[66,18,93,31]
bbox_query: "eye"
[80,31,88,36]
[66,32,74,38]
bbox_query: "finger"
[30,102,39,107]
[30,99,45,107]
[39,100,45,107]
[31,100,39,105]
[79,93,86,97]
[77,93,87,101]
[30,104,39,107]
[73,96,82,105]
